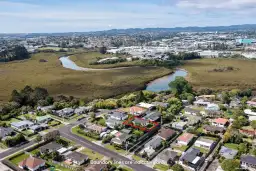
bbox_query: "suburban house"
[152,102,169,108]
[11,120,34,131]
[40,142,63,154]
[247,101,256,107]
[172,121,187,130]
[212,118,229,127]
[36,115,52,124]
[19,156,45,171]
[239,128,256,137]
[129,106,147,116]
[86,124,107,134]
[145,135,163,149]
[65,151,88,165]
[229,100,241,109]
[197,95,215,101]
[157,149,179,165]
[74,106,92,114]
[137,102,156,110]
[0,127,15,139]
[244,109,256,116]
[219,146,238,159]
[55,108,74,117]
[176,133,195,146]
[194,137,215,150]
[111,133,131,146]
[184,107,201,116]
[241,155,256,170]
[158,128,176,141]
[203,125,225,134]
[180,148,204,171]
[203,110,222,118]
[37,105,54,113]
[205,104,220,111]
[109,111,128,121]
[186,115,202,126]
[193,99,211,106]
[143,111,161,122]
[133,118,149,127]
[106,119,121,129]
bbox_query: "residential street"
[0,119,155,171]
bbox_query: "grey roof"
[158,149,178,161]
[143,111,161,121]
[145,136,162,149]
[110,111,127,120]
[184,107,201,113]
[0,127,14,137]
[11,120,34,127]
[152,102,169,108]
[219,146,238,159]
[40,142,62,153]
[30,125,41,130]
[241,155,256,165]
[203,125,224,132]
[120,129,132,134]
[133,118,148,125]
[182,148,200,163]
[196,137,214,144]
[66,151,88,162]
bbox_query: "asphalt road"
[0,140,35,160]
[59,122,155,171]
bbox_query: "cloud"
[176,0,256,9]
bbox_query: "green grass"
[132,155,146,161]
[153,164,170,171]
[193,146,210,154]
[0,52,171,103]
[71,126,96,142]
[9,153,30,165]
[119,166,134,171]
[59,136,75,146]
[0,142,8,149]
[224,143,239,150]
[172,145,188,152]
[46,161,72,171]
[183,58,256,90]
[104,144,126,154]
[80,148,104,160]
[201,136,218,141]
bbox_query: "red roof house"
[19,156,45,171]
[212,118,229,127]
[129,106,147,116]
[177,133,195,146]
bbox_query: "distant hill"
[1,24,256,37]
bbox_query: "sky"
[0,0,256,33]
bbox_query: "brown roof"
[19,156,45,169]
[158,128,176,140]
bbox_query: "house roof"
[40,142,62,153]
[133,118,148,125]
[196,137,214,145]
[213,118,228,124]
[158,149,178,161]
[11,120,34,127]
[137,102,155,109]
[130,106,146,113]
[184,107,201,113]
[36,115,51,122]
[203,125,224,132]
[151,102,169,108]
[87,124,107,132]
[19,157,45,169]
[219,146,238,159]
[86,163,107,171]
[241,155,256,165]
[158,128,176,140]
[182,148,201,164]
[66,151,88,162]
[30,125,41,130]
[145,136,162,148]
[0,127,14,137]
[177,133,194,143]
[143,111,161,121]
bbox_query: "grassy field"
[183,58,256,90]
[224,143,239,150]
[153,164,169,171]
[80,148,104,160]
[9,153,30,165]
[69,52,141,69]
[0,52,171,103]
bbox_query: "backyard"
[80,148,104,160]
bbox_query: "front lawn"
[224,143,239,150]
[172,145,188,152]
[201,136,218,141]
[193,146,210,154]
[105,144,126,154]
[9,153,30,165]
[71,126,96,142]
[46,161,72,171]
[80,148,104,160]
[153,164,170,171]
[132,155,146,161]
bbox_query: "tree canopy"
[169,77,192,96]
[221,159,240,171]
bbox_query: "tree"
[251,120,256,130]
[43,130,60,142]
[221,92,230,104]
[99,47,107,54]
[35,135,42,143]
[135,91,146,103]
[238,143,248,154]
[169,77,192,95]
[221,159,240,171]
[172,164,184,171]
[10,90,22,104]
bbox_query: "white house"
[11,120,34,131]
[244,109,256,116]
[194,137,214,150]
[137,102,155,109]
